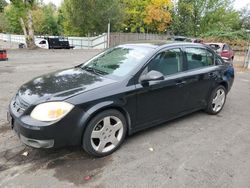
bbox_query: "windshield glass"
[81,46,153,78]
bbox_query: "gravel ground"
[0,49,250,188]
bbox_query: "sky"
[44,0,250,10]
[43,0,62,7]
[5,0,250,9]
[234,0,250,10]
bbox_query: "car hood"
[17,68,117,105]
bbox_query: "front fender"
[78,100,132,139]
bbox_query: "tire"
[206,85,227,115]
[82,109,127,157]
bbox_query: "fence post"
[246,45,250,69]
[107,20,110,48]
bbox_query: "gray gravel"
[0,49,250,188]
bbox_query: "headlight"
[30,102,74,122]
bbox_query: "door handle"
[176,80,187,86]
[208,72,216,78]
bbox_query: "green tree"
[4,4,23,33]
[120,0,150,33]
[200,8,242,33]
[240,4,250,30]
[170,0,238,37]
[33,3,60,35]
[0,0,7,12]
[8,0,36,48]
[0,0,8,32]
[61,0,123,36]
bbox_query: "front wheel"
[206,85,227,115]
[82,110,127,157]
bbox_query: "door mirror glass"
[140,70,164,83]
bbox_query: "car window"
[147,48,183,76]
[215,55,223,65]
[82,46,153,78]
[39,40,46,44]
[185,48,214,70]
[223,44,229,51]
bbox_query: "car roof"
[119,41,207,50]
[206,43,225,46]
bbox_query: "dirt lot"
[0,49,250,188]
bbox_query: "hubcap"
[212,89,225,112]
[91,116,124,153]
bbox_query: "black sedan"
[8,42,234,157]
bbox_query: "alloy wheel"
[90,116,124,153]
[212,88,226,112]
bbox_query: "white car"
[35,38,49,49]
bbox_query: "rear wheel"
[82,110,127,157]
[206,85,227,115]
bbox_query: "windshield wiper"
[81,66,108,75]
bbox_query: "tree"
[9,0,36,49]
[61,0,123,36]
[240,4,250,30]
[200,8,242,33]
[4,4,23,33]
[144,0,172,33]
[33,3,60,35]
[170,0,238,37]
[0,0,8,32]
[120,0,150,33]
[0,0,7,12]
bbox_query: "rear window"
[185,47,214,70]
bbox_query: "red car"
[206,43,234,61]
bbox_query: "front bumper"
[7,102,86,149]
[7,111,54,148]
[20,134,54,148]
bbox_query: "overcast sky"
[234,0,250,9]
[43,0,62,7]
[44,0,250,10]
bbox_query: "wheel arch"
[79,102,132,143]
[218,81,229,93]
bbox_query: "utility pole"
[107,19,110,48]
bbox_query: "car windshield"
[81,46,153,78]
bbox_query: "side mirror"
[140,70,164,83]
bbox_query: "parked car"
[8,42,234,157]
[35,37,74,49]
[191,38,204,43]
[0,49,8,61]
[206,43,234,61]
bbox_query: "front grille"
[12,94,30,114]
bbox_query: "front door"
[135,48,189,128]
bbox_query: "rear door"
[181,47,219,110]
